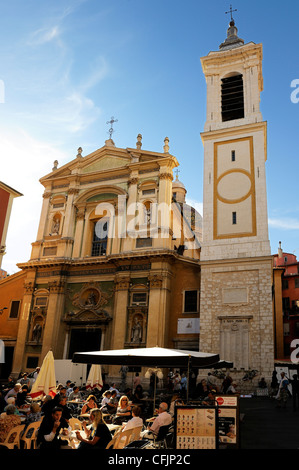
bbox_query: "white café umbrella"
[29,350,56,399]
[86,364,103,391]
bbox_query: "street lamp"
[0,307,8,314]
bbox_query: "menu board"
[215,395,239,448]
[175,406,218,450]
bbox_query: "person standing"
[290,374,299,411]
[276,372,289,409]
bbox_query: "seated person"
[15,385,31,408]
[81,395,98,415]
[122,406,143,432]
[106,390,118,415]
[141,402,172,439]
[258,378,267,389]
[37,406,70,449]
[41,395,54,416]
[0,405,21,443]
[100,390,111,412]
[53,386,67,406]
[169,394,184,417]
[132,385,144,403]
[75,408,112,449]
[56,396,72,425]
[112,395,132,425]
[4,383,22,403]
[68,386,83,401]
[2,397,21,416]
[202,389,217,405]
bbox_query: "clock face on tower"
[213,136,256,240]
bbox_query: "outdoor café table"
[79,413,91,422]
[67,400,85,415]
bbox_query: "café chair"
[0,424,25,449]
[21,421,41,449]
[152,424,172,449]
[106,427,141,449]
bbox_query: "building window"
[131,293,147,305]
[282,279,289,290]
[231,150,236,162]
[295,278,299,289]
[9,301,20,319]
[34,297,48,308]
[26,356,39,369]
[136,238,152,248]
[221,74,244,122]
[142,189,155,196]
[91,219,108,257]
[283,297,290,310]
[184,290,199,313]
[232,212,237,225]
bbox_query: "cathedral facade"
[0,18,275,383]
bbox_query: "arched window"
[221,73,244,122]
[91,217,109,257]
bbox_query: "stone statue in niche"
[51,218,60,235]
[131,317,142,343]
[32,323,42,343]
[84,290,99,307]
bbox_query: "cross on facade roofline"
[225,4,237,21]
[106,116,118,139]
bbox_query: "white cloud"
[186,198,203,216]
[268,217,299,230]
[1,128,69,274]
[28,25,61,46]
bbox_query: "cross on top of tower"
[225,4,237,22]
[106,116,118,139]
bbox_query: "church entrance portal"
[68,328,102,360]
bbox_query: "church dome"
[172,174,187,203]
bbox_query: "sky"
[0,0,298,274]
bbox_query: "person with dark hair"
[81,395,98,415]
[15,385,30,408]
[121,406,143,432]
[37,406,70,449]
[56,395,72,425]
[132,384,144,403]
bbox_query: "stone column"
[122,174,138,252]
[36,190,51,241]
[62,188,79,238]
[72,208,86,258]
[156,170,173,250]
[12,274,36,375]
[146,267,171,347]
[41,279,66,361]
[109,275,130,376]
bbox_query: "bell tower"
[199,14,274,381]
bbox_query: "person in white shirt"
[141,402,172,439]
[122,406,143,432]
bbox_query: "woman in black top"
[76,408,112,449]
